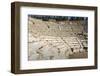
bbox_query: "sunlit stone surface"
[28,16,88,60]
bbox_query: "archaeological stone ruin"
[28,15,88,60]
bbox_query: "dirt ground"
[69,51,88,59]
